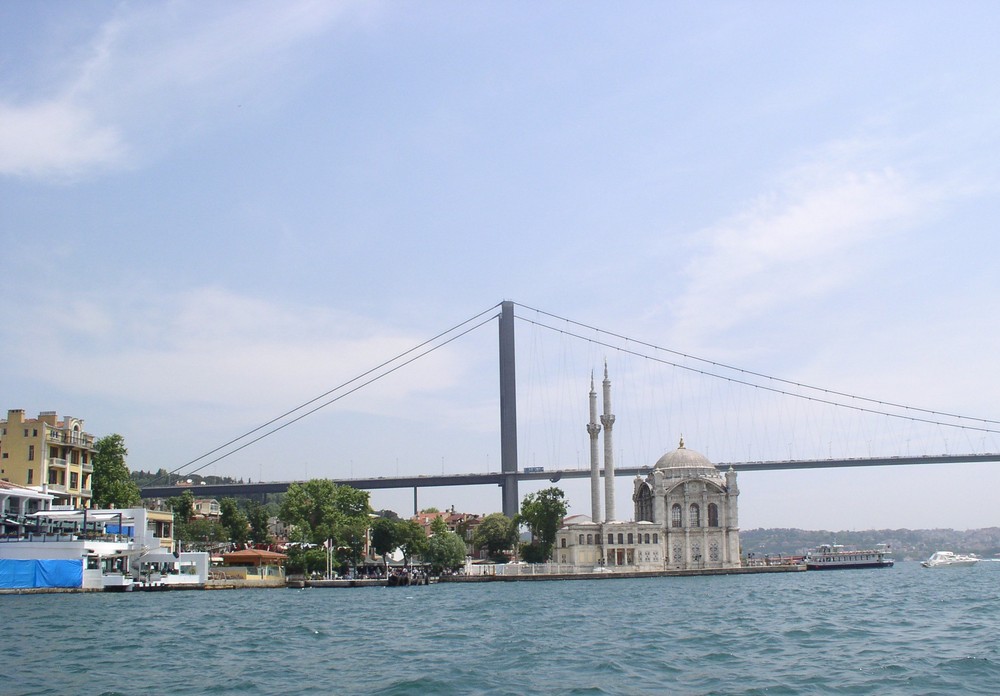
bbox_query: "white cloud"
[0,286,477,426]
[0,100,126,179]
[0,1,364,182]
[670,149,938,348]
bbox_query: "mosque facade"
[553,367,741,571]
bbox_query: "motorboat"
[921,551,979,568]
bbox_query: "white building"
[553,368,741,571]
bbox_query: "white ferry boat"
[921,551,979,568]
[804,543,894,570]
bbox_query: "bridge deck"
[140,453,1000,499]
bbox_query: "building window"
[32,429,38,437]
[653,533,658,544]
[671,504,682,528]
[70,472,79,489]
[689,503,700,527]
[673,544,682,562]
[708,503,719,527]
[710,541,720,562]
[586,534,592,545]
[579,534,585,545]
[617,533,624,545]
[28,445,34,461]
[608,533,614,545]
[561,538,566,548]
[627,533,634,545]
[27,469,34,484]
[644,533,650,544]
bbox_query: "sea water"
[3,561,999,695]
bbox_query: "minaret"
[587,372,602,523]
[601,362,616,522]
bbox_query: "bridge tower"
[499,300,519,517]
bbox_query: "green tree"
[519,487,568,561]
[426,530,467,574]
[473,512,519,562]
[371,517,400,572]
[430,514,449,536]
[91,434,141,509]
[220,497,250,545]
[246,500,272,545]
[177,518,228,550]
[278,479,372,547]
[396,519,429,566]
[167,489,195,523]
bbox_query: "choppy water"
[3,561,999,695]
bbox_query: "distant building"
[553,369,741,571]
[0,409,96,508]
[412,507,484,557]
[192,498,221,520]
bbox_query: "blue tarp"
[0,559,83,589]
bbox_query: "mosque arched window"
[586,534,593,545]
[627,533,634,545]
[671,504,682,528]
[644,533,650,544]
[561,538,567,548]
[579,534,585,545]
[617,533,624,545]
[689,503,700,528]
[708,503,719,527]
[608,533,614,545]
[652,533,658,544]
[636,486,654,522]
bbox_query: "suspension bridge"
[139,301,1000,517]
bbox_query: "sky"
[3,1,1000,531]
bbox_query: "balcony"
[45,483,68,494]
[81,461,93,472]
[47,458,68,469]
[46,431,95,449]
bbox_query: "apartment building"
[0,409,95,508]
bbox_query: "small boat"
[921,551,979,568]
[804,543,894,570]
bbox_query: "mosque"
[553,366,742,571]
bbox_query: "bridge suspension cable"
[155,303,502,484]
[513,303,1000,436]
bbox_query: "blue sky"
[3,2,1000,531]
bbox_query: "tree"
[371,517,401,572]
[167,489,195,525]
[430,514,449,536]
[278,479,372,548]
[177,518,228,550]
[220,497,249,545]
[396,519,428,566]
[519,487,568,561]
[246,500,272,546]
[426,530,467,574]
[91,434,141,509]
[473,512,519,562]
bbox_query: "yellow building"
[0,409,95,508]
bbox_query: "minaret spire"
[587,371,602,523]
[601,361,616,522]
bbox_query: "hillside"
[740,527,1000,562]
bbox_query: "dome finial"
[678,435,685,449]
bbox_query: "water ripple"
[4,563,1000,694]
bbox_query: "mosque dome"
[654,437,715,471]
